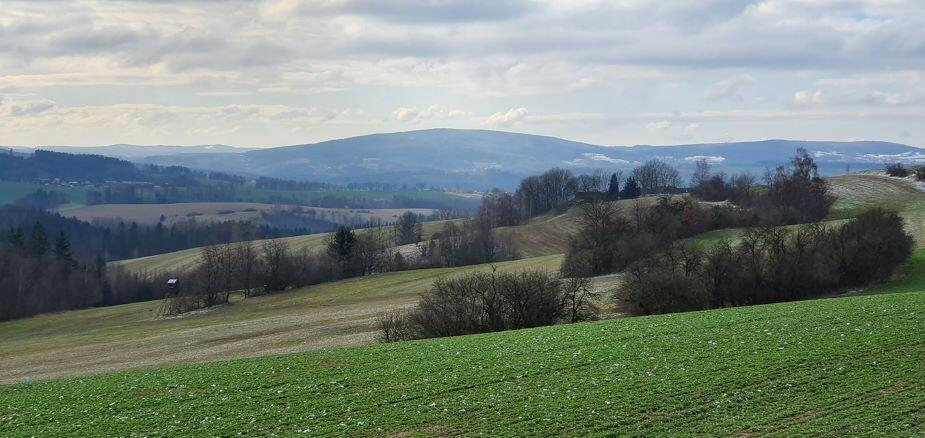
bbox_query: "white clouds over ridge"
[0,0,924,146]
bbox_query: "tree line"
[620,209,913,315]
[0,225,159,321]
[564,149,838,278]
[0,205,307,262]
[163,208,518,314]
[689,148,833,224]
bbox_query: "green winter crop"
[2,289,923,436]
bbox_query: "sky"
[1,0,924,148]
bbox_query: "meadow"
[113,219,456,274]
[0,285,921,436]
[0,254,573,383]
[62,202,434,226]
[0,181,94,209]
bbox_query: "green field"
[830,173,925,246]
[865,250,925,295]
[0,181,94,208]
[0,254,571,384]
[1,286,922,435]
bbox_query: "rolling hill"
[136,129,924,189]
[1,280,922,435]
[2,171,925,435]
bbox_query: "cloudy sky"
[1,0,924,148]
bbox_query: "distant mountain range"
[8,129,925,190]
[4,144,254,160]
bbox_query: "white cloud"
[645,120,672,131]
[793,90,825,107]
[484,107,528,127]
[392,105,471,123]
[706,74,755,101]
[0,1,924,146]
[0,98,57,117]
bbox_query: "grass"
[63,203,434,226]
[0,181,93,207]
[0,254,569,384]
[830,173,925,247]
[864,250,925,295]
[114,219,454,274]
[1,288,922,436]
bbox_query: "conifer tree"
[29,222,49,256]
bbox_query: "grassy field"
[0,254,575,384]
[114,219,454,274]
[1,285,922,435]
[113,196,653,274]
[830,173,925,246]
[0,181,93,207]
[62,202,434,226]
[865,250,925,295]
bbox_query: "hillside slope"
[114,219,453,274]
[830,173,925,246]
[0,255,568,383]
[140,128,925,189]
[2,287,922,435]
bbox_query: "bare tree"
[261,239,291,292]
[393,211,422,245]
[632,159,681,195]
[691,159,711,188]
[234,241,257,297]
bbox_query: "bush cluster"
[885,162,925,181]
[378,269,599,342]
[561,197,753,278]
[620,209,913,315]
[690,148,834,225]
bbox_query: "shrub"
[379,269,600,342]
[620,251,710,315]
[885,163,909,178]
[913,166,925,182]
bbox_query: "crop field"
[1,286,922,436]
[62,202,434,226]
[0,254,573,384]
[830,173,925,246]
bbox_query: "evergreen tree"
[29,221,49,256]
[327,226,357,265]
[54,231,75,267]
[607,173,621,200]
[7,227,25,250]
[621,177,641,199]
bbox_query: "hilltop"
[130,129,925,189]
